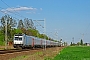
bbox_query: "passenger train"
[13,34,61,49]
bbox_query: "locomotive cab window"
[14,37,22,41]
[15,37,18,40]
[19,37,22,41]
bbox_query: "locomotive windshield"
[15,37,18,40]
[15,37,22,41]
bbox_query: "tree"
[80,39,83,45]
[17,19,24,29]
[77,42,80,46]
[24,18,34,29]
[70,42,73,46]
[15,28,22,34]
[0,15,17,41]
[0,30,5,45]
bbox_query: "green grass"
[54,46,90,60]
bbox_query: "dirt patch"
[0,45,14,50]
[25,47,64,60]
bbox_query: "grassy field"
[54,46,90,60]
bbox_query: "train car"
[13,34,60,49]
[34,37,42,48]
[46,40,51,47]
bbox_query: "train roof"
[14,34,24,36]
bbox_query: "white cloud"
[1,6,37,13]
[40,8,42,10]
[26,12,36,14]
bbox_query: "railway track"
[0,49,31,54]
[0,47,64,60]
[0,47,64,54]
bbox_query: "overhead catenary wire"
[33,20,45,34]
[33,20,44,28]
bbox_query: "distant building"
[85,43,90,46]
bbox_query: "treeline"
[70,39,86,46]
[0,15,51,45]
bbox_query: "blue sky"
[0,0,90,44]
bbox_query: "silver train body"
[13,34,61,49]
